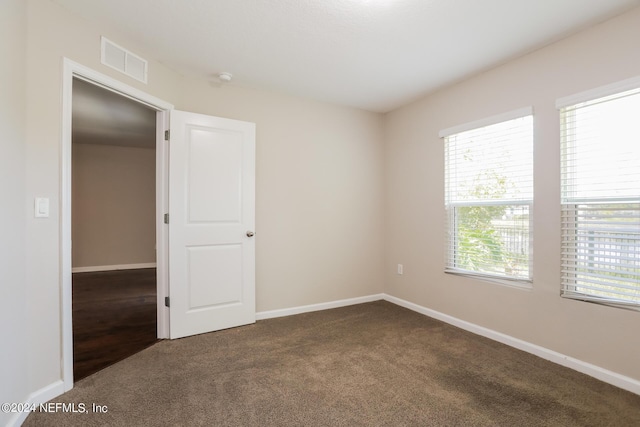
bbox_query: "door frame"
[61,58,173,391]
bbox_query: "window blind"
[560,86,640,308]
[444,112,533,283]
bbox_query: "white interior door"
[169,110,255,339]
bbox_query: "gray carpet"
[24,301,640,426]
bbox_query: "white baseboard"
[8,380,66,427]
[72,263,157,273]
[256,293,385,320]
[383,293,640,396]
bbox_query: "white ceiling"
[56,0,640,113]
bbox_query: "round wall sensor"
[218,72,233,82]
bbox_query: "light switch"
[35,198,49,218]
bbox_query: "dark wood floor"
[72,268,159,381]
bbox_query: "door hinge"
[165,296,170,307]
[164,130,170,141]
[164,213,169,224]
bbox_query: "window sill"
[445,269,533,290]
[561,292,640,312]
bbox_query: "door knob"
[246,231,255,237]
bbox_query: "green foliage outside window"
[453,171,529,278]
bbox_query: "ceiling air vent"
[100,36,148,84]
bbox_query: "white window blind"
[444,111,533,283]
[560,86,640,309]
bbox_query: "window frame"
[557,77,640,310]
[441,107,534,287]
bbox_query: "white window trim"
[442,107,534,286]
[445,269,533,289]
[557,77,640,310]
[439,106,533,139]
[555,75,640,109]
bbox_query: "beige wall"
[175,82,385,311]
[72,143,156,268]
[0,0,28,425]
[24,0,384,394]
[384,7,640,381]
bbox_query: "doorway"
[61,59,256,392]
[71,77,158,380]
[61,59,173,390]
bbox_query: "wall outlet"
[397,264,403,275]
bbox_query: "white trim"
[556,75,640,109]
[155,110,170,340]
[256,294,385,320]
[383,294,640,396]
[447,199,533,207]
[61,58,174,392]
[438,106,533,138]
[8,380,65,427]
[444,269,533,290]
[71,263,157,273]
[70,67,168,109]
[61,59,74,392]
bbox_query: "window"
[442,108,534,284]
[559,81,640,309]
